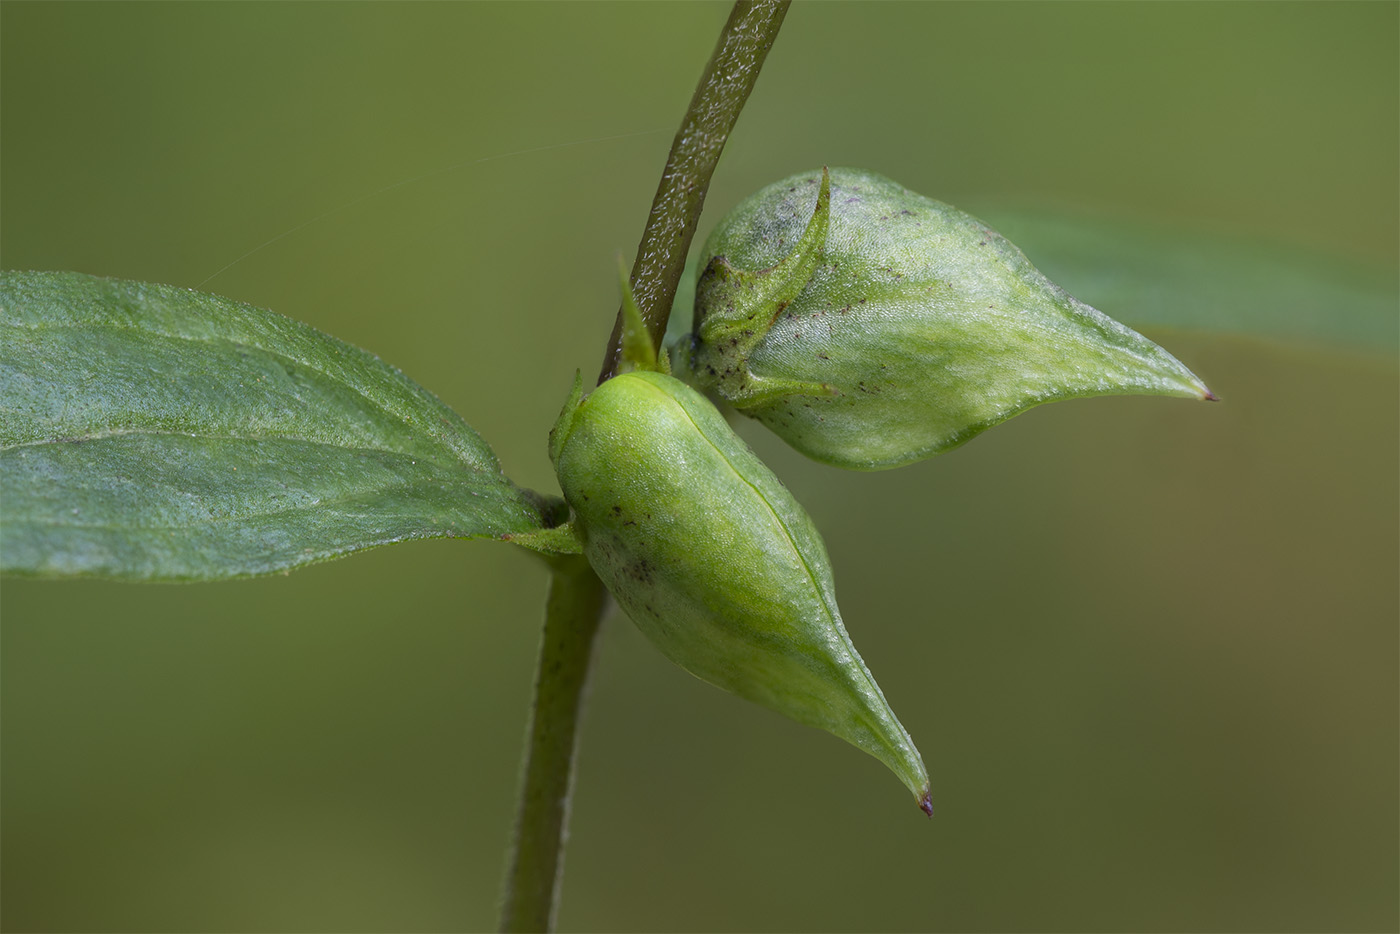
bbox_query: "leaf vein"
[0,426,483,474]
[2,316,490,469]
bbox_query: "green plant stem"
[500,555,608,933]
[500,5,790,930]
[598,0,792,383]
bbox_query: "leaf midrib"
[0,426,473,475]
[5,469,511,531]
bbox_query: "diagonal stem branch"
[598,0,792,384]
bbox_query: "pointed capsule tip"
[918,789,933,818]
[1202,387,1221,402]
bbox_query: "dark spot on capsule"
[611,505,622,515]
[817,352,830,360]
[900,209,914,216]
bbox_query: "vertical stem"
[598,0,792,383]
[500,556,608,933]
[502,3,791,930]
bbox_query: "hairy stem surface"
[500,556,608,933]
[598,0,792,383]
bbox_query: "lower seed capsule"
[551,370,931,812]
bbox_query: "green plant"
[5,3,1394,929]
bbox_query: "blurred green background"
[2,3,1396,931]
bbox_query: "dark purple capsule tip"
[1203,387,1221,402]
[918,790,933,818]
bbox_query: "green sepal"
[548,370,585,468]
[693,167,832,399]
[618,258,660,374]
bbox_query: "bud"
[550,369,931,813]
[685,167,1215,470]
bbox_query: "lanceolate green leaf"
[980,209,1399,352]
[1,271,555,580]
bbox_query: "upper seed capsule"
[550,369,931,813]
[684,167,1215,470]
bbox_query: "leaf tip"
[918,788,933,818]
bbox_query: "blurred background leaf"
[2,3,1395,932]
[983,208,1398,350]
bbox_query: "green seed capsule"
[550,369,930,813]
[685,167,1215,470]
